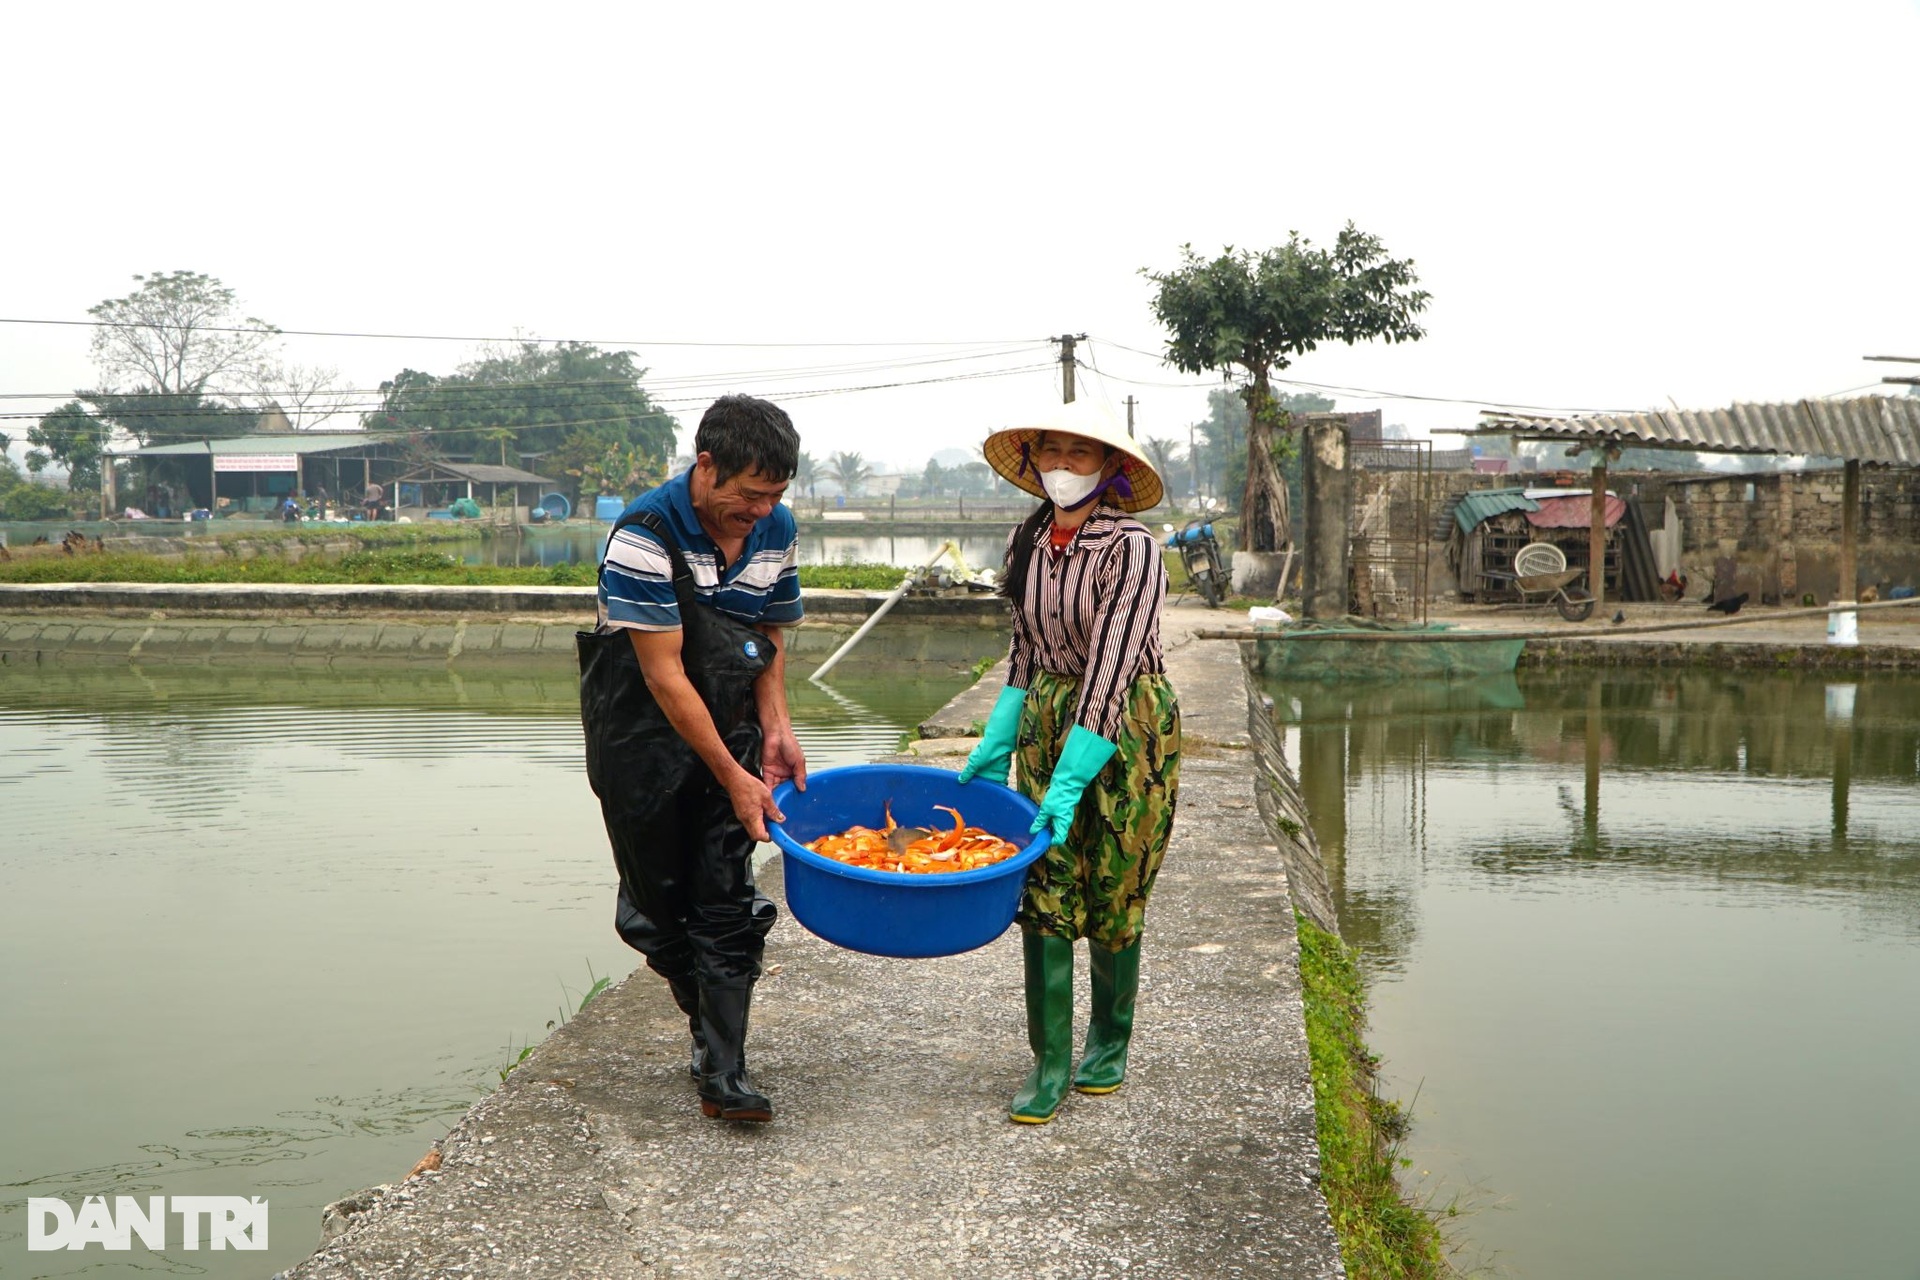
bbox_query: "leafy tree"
[919,457,947,498]
[1188,387,1331,526]
[77,389,256,447]
[555,435,666,499]
[366,342,675,496]
[828,451,872,497]
[955,460,996,497]
[795,451,819,498]
[27,401,106,491]
[1144,227,1429,551]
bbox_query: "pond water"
[430,526,1016,572]
[1275,669,1920,1279]
[3,519,1019,573]
[0,662,967,1279]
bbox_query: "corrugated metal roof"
[117,433,390,458]
[1478,395,1920,465]
[1452,488,1538,534]
[396,462,556,486]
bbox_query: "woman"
[960,400,1181,1125]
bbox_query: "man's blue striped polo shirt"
[596,469,803,632]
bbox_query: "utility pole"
[1051,333,1086,404]
[1123,396,1137,439]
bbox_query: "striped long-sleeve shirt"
[1005,504,1167,741]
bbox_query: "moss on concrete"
[1297,912,1456,1279]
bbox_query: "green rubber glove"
[958,685,1028,786]
[1030,725,1118,844]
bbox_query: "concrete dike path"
[0,583,1011,670]
[270,596,1345,1280]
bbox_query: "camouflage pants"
[1014,671,1181,951]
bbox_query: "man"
[579,395,805,1124]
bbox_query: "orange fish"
[804,801,1021,875]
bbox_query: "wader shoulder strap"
[606,507,695,602]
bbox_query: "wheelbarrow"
[1487,541,1595,622]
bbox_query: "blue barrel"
[1165,522,1215,548]
[770,765,1049,958]
[594,495,627,521]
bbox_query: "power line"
[1085,337,1635,415]
[0,315,1039,349]
[1088,336,1897,419]
[0,344,1048,402]
[0,345,1057,422]
[5,362,1060,427]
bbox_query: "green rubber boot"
[1009,932,1075,1124]
[1073,940,1141,1094]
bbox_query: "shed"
[390,462,558,521]
[108,432,413,517]
[1466,395,1920,608]
[1449,487,1648,602]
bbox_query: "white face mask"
[1040,467,1103,508]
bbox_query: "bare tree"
[247,362,345,431]
[88,271,281,396]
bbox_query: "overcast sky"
[4,1,1916,476]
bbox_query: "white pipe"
[809,542,954,684]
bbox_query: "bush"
[0,481,74,521]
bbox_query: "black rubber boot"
[1009,932,1074,1124]
[666,977,708,1079]
[696,983,772,1122]
[1073,939,1140,1094]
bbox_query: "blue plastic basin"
[770,764,1047,958]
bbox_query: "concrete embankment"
[1509,604,1920,670]
[0,584,1010,670]
[278,599,1346,1279]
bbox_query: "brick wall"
[1350,464,1920,603]
[1640,468,1920,601]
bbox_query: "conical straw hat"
[981,400,1163,513]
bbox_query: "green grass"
[0,547,597,587]
[500,963,616,1081]
[794,563,912,590]
[1297,911,1458,1278]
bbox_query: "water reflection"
[1272,668,1920,1279]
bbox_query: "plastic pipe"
[809,542,955,684]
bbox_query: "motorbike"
[1164,519,1226,608]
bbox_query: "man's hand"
[761,725,808,794]
[722,767,785,843]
